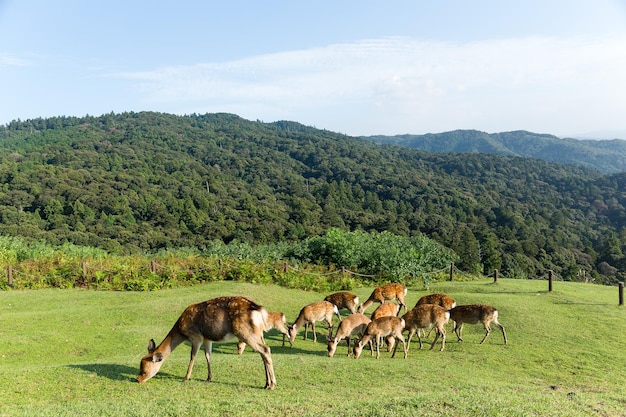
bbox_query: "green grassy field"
[1,279,625,416]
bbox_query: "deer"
[136,296,276,389]
[324,291,359,318]
[357,283,407,314]
[414,293,456,310]
[288,301,339,344]
[353,316,407,360]
[370,301,400,320]
[327,313,372,357]
[449,304,508,345]
[414,293,456,338]
[397,304,450,353]
[237,311,291,354]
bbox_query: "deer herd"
[137,283,507,389]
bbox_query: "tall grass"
[1,279,624,416]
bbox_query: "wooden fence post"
[150,260,157,274]
[449,262,454,281]
[493,269,498,283]
[619,282,624,306]
[283,261,288,273]
[7,265,13,287]
[548,270,553,292]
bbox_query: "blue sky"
[1,1,626,138]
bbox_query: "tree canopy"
[1,112,625,284]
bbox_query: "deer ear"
[147,339,156,353]
[152,352,163,363]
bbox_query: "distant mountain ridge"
[363,130,626,174]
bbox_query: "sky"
[1,1,626,138]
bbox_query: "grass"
[1,279,625,416]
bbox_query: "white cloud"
[111,35,626,136]
[0,53,29,68]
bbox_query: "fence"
[4,261,625,305]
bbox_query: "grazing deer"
[136,296,276,389]
[369,301,401,352]
[327,313,372,357]
[449,304,508,345]
[398,304,450,352]
[324,291,359,318]
[238,311,291,354]
[414,293,456,338]
[288,301,339,344]
[370,301,400,320]
[415,293,456,310]
[353,316,407,360]
[357,283,407,314]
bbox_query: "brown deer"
[414,293,456,310]
[327,313,372,357]
[288,301,339,344]
[398,304,450,352]
[449,304,508,345]
[324,291,359,318]
[357,283,407,314]
[353,316,407,360]
[414,293,456,338]
[237,311,291,354]
[370,301,400,320]
[136,296,276,389]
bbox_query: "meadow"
[1,279,625,416]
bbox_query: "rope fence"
[3,260,625,305]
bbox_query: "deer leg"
[406,329,415,352]
[417,327,424,349]
[399,334,407,359]
[430,328,443,351]
[183,339,202,382]
[203,340,213,381]
[455,322,464,342]
[494,321,507,344]
[480,323,492,344]
[326,318,334,340]
[311,321,317,342]
[244,332,276,390]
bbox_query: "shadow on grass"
[68,363,140,381]
[68,363,182,383]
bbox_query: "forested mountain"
[364,130,626,174]
[1,112,626,284]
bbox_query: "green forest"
[1,112,626,285]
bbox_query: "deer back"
[415,293,456,310]
[371,302,400,320]
[334,313,371,339]
[402,304,450,330]
[450,304,498,325]
[324,291,359,312]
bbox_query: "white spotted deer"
[357,283,407,314]
[449,304,508,345]
[288,301,339,344]
[353,316,407,360]
[414,293,456,338]
[324,291,359,318]
[136,296,276,389]
[415,293,456,310]
[238,311,291,354]
[370,301,400,320]
[327,313,372,357]
[398,304,450,352]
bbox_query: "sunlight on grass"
[1,279,625,416]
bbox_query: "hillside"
[1,112,626,285]
[364,130,626,174]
